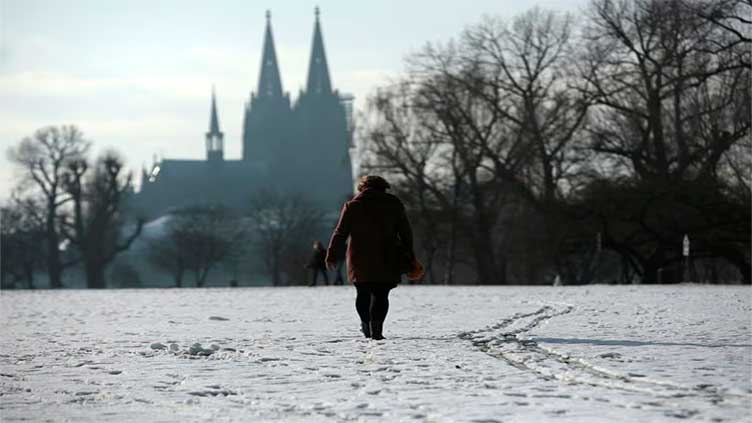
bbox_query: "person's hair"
[357,175,390,192]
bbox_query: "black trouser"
[355,284,394,324]
[310,267,329,286]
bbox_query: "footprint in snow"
[546,410,567,416]
[598,352,622,359]
[187,388,236,397]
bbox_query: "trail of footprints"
[459,304,749,418]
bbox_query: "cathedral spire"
[206,87,224,162]
[306,6,332,95]
[257,10,284,98]
[208,86,221,136]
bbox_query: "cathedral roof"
[135,160,268,219]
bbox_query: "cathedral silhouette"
[133,8,355,220]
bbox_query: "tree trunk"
[443,181,461,285]
[85,258,106,289]
[739,263,750,285]
[0,267,10,289]
[423,241,437,284]
[470,206,504,284]
[471,233,502,284]
[712,247,751,284]
[174,259,184,288]
[272,252,281,286]
[194,267,202,287]
[641,247,667,284]
[46,224,63,289]
[24,262,34,289]
[198,265,211,287]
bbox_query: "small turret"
[206,87,224,162]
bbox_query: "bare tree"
[147,235,186,287]
[583,0,750,180]
[6,125,90,288]
[1,195,46,289]
[461,9,591,204]
[459,9,592,281]
[246,191,324,286]
[147,206,247,287]
[361,82,456,283]
[578,0,751,283]
[361,8,589,284]
[61,152,143,288]
[693,0,751,67]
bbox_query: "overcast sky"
[0,0,587,202]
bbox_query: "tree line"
[146,191,325,288]
[2,0,748,287]
[358,0,750,284]
[1,126,329,288]
[2,126,141,289]
[0,126,324,289]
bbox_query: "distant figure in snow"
[326,175,415,340]
[308,241,329,286]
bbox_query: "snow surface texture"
[1,285,750,422]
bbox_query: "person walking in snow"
[326,175,415,340]
[308,241,329,286]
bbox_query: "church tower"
[132,8,356,225]
[242,10,292,172]
[206,87,224,162]
[306,7,332,96]
[293,7,354,208]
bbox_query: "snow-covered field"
[1,285,750,422]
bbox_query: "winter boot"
[370,320,385,340]
[361,321,372,339]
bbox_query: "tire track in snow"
[459,304,750,417]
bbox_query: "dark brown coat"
[326,189,414,284]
